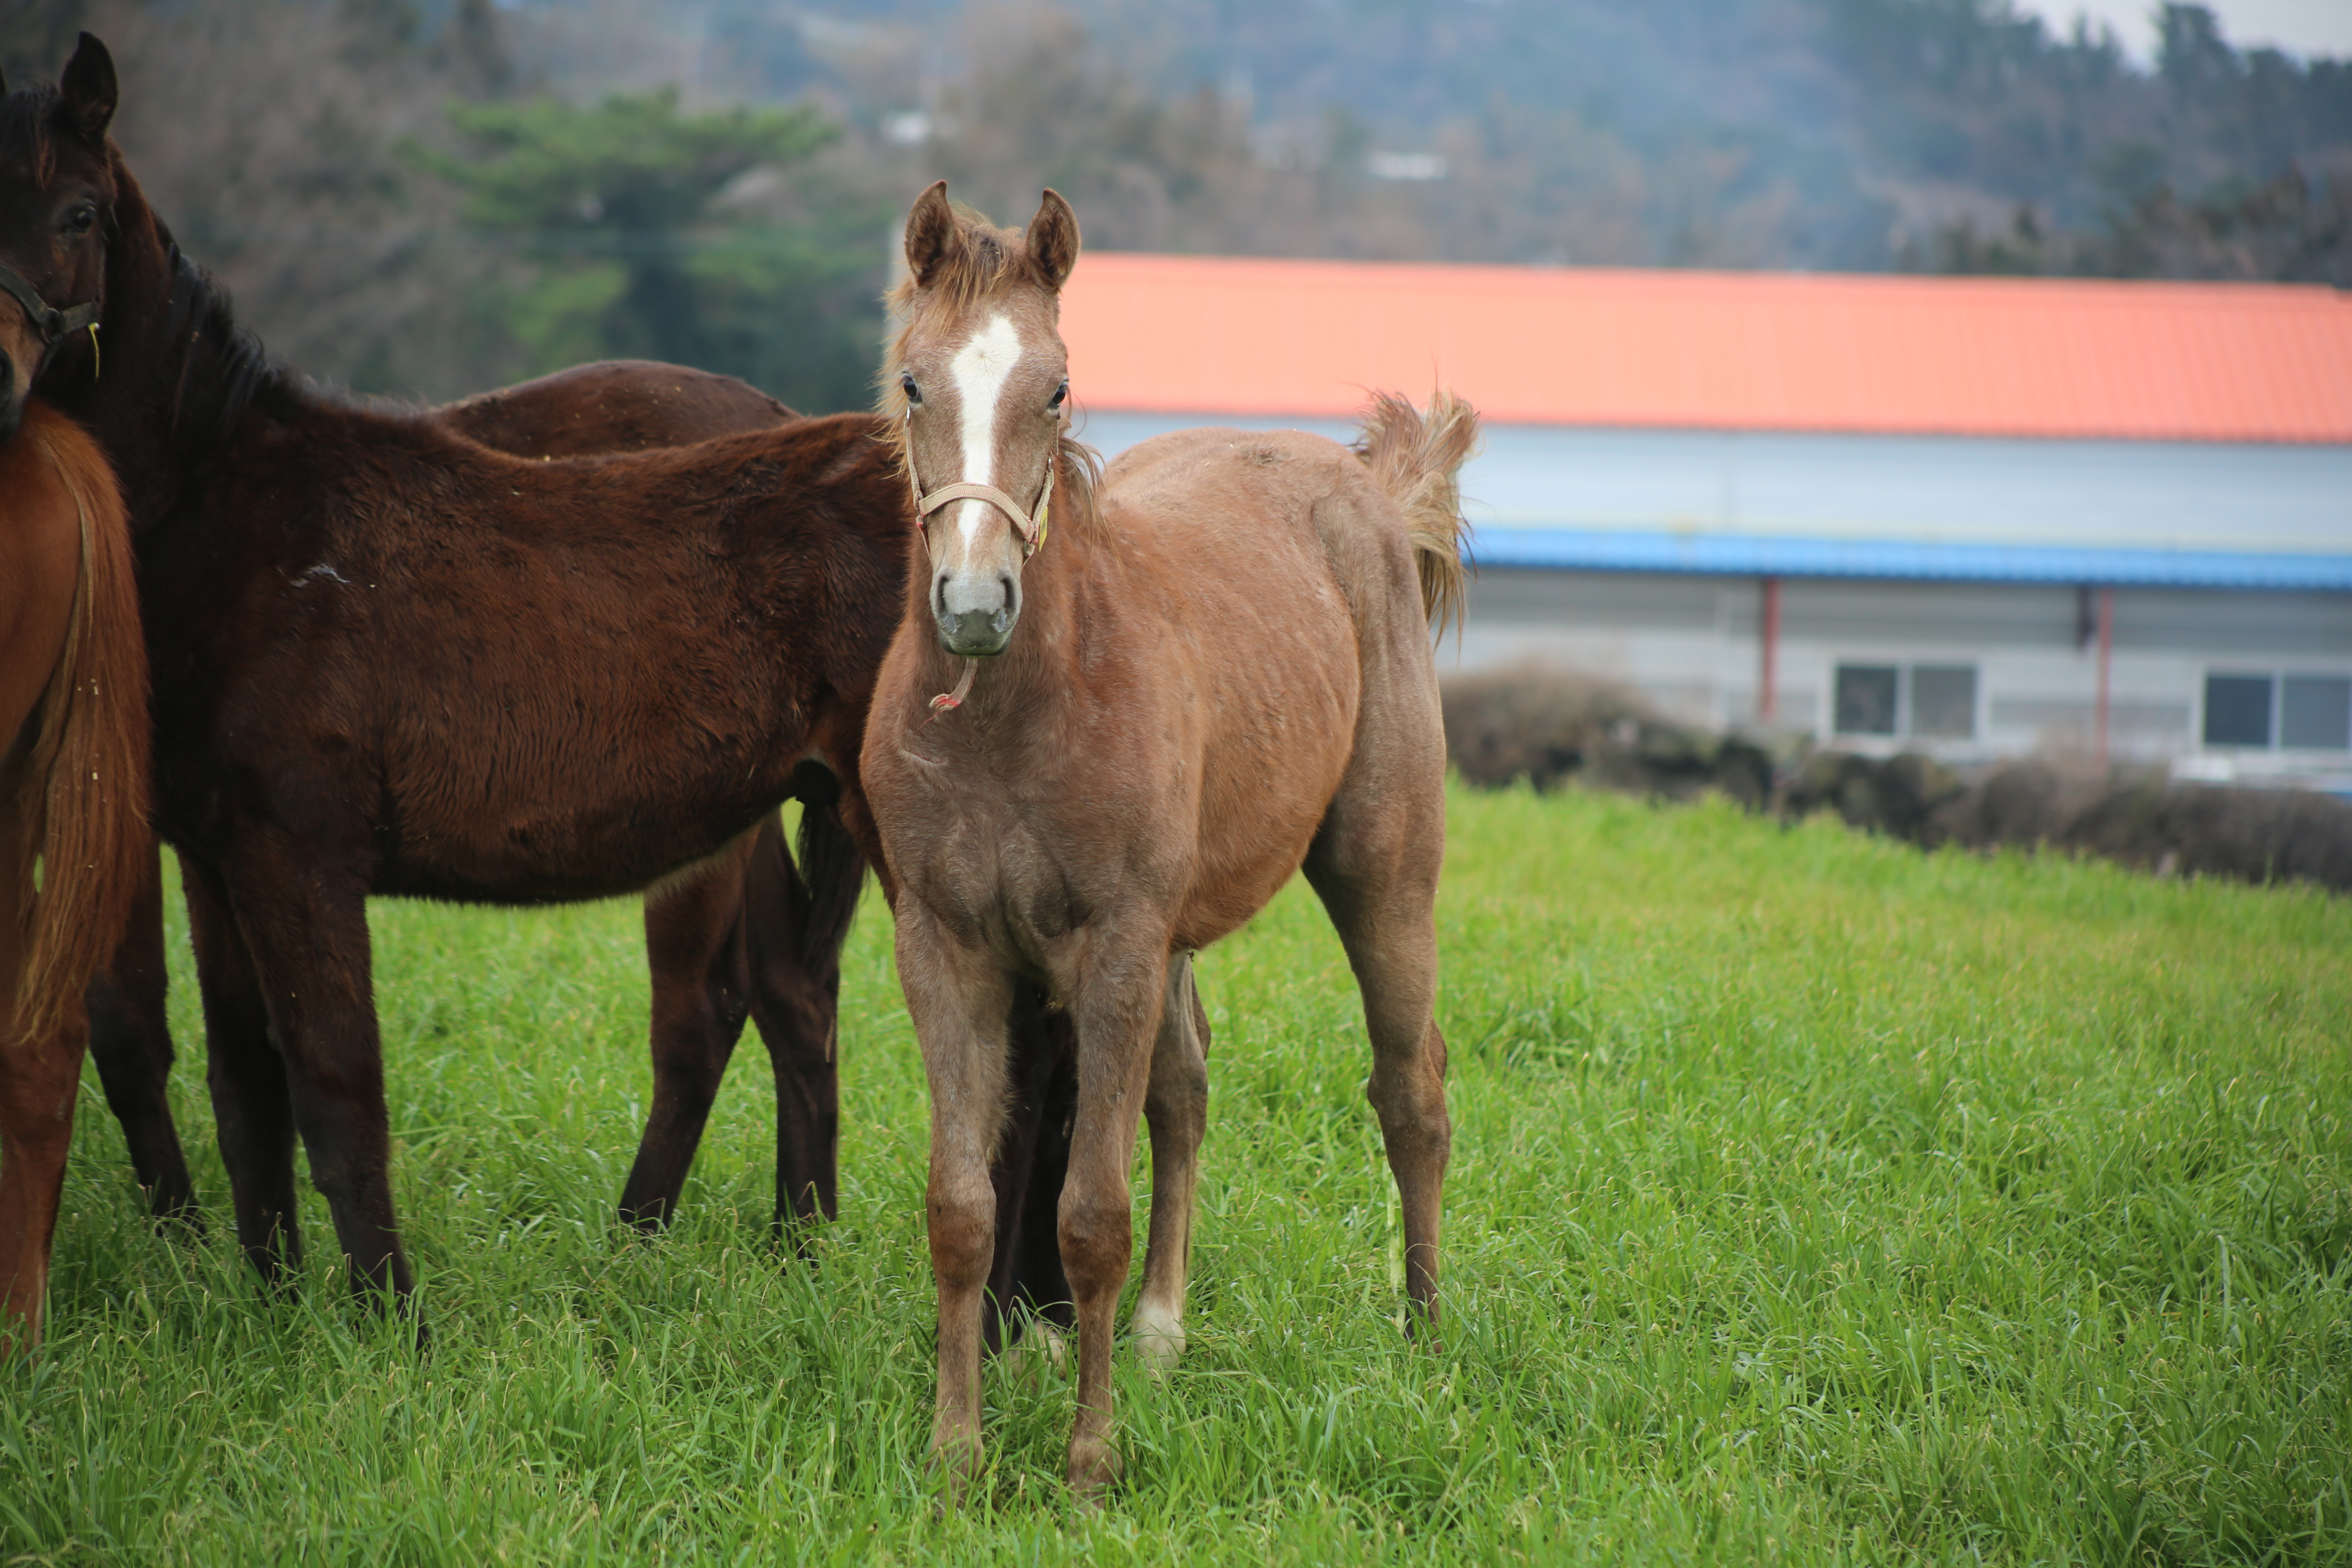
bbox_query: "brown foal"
[861,183,1477,1498]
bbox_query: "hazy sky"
[2017,0,2352,60]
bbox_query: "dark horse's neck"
[40,154,283,532]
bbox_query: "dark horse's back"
[437,362,792,460]
[138,394,908,904]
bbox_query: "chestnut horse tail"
[1354,388,1480,636]
[10,408,150,1042]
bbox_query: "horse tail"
[11,405,150,1043]
[1353,387,1480,637]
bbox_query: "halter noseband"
[904,413,1058,558]
[0,261,100,361]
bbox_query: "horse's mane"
[873,204,1102,540]
[158,234,282,449]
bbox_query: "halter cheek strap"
[903,412,1058,556]
[0,262,101,363]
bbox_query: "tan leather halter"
[903,413,1058,557]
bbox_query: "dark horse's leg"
[980,965,1203,1360]
[183,857,302,1285]
[205,840,414,1314]
[83,845,200,1226]
[743,806,856,1242]
[982,983,1078,1355]
[617,835,758,1230]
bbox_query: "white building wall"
[1454,570,2352,789]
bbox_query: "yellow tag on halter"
[88,321,100,381]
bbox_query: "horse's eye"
[1048,379,1068,411]
[900,372,921,405]
[64,203,97,235]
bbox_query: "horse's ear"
[904,181,963,290]
[1027,189,1080,291]
[60,33,118,143]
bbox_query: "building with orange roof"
[1060,255,2352,784]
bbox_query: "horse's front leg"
[1059,938,1172,1501]
[215,840,415,1325]
[897,905,1014,1492]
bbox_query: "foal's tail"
[1354,388,1480,637]
[8,405,150,1043]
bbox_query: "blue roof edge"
[1466,529,2352,589]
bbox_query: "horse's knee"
[1058,1187,1133,1300]
[927,1187,995,1291]
[0,1038,82,1153]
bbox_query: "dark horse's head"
[882,182,1093,659]
[0,35,116,441]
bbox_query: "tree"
[421,88,887,410]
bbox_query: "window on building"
[1909,665,1978,739]
[2283,675,2352,751]
[1834,662,1976,740]
[2203,672,2352,751]
[1834,665,1898,736]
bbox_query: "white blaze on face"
[948,312,1025,548]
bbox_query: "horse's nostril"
[934,573,951,618]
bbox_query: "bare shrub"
[1441,664,1772,807]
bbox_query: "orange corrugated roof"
[1057,255,2352,443]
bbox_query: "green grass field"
[5,786,2349,1565]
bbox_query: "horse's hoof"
[1066,1432,1120,1503]
[929,1424,984,1504]
[1130,1304,1184,1380]
[1001,1320,1068,1383]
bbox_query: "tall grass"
[6,787,2348,1564]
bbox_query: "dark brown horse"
[863,185,1471,1498]
[0,400,148,1353]
[2,38,1078,1329]
[80,358,804,1236]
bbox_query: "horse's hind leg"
[1132,952,1208,1375]
[618,837,756,1230]
[982,981,1076,1358]
[85,845,201,1227]
[185,858,302,1286]
[743,807,853,1242]
[1301,695,1452,1329]
[0,808,85,1353]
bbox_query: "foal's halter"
[902,411,1058,558]
[0,261,100,372]
[901,412,1062,715]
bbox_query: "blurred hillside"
[7,0,2348,410]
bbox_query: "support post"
[1758,575,1781,726]
[2094,585,2114,765]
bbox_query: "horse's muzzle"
[938,604,1015,657]
[934,570,1018,657]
